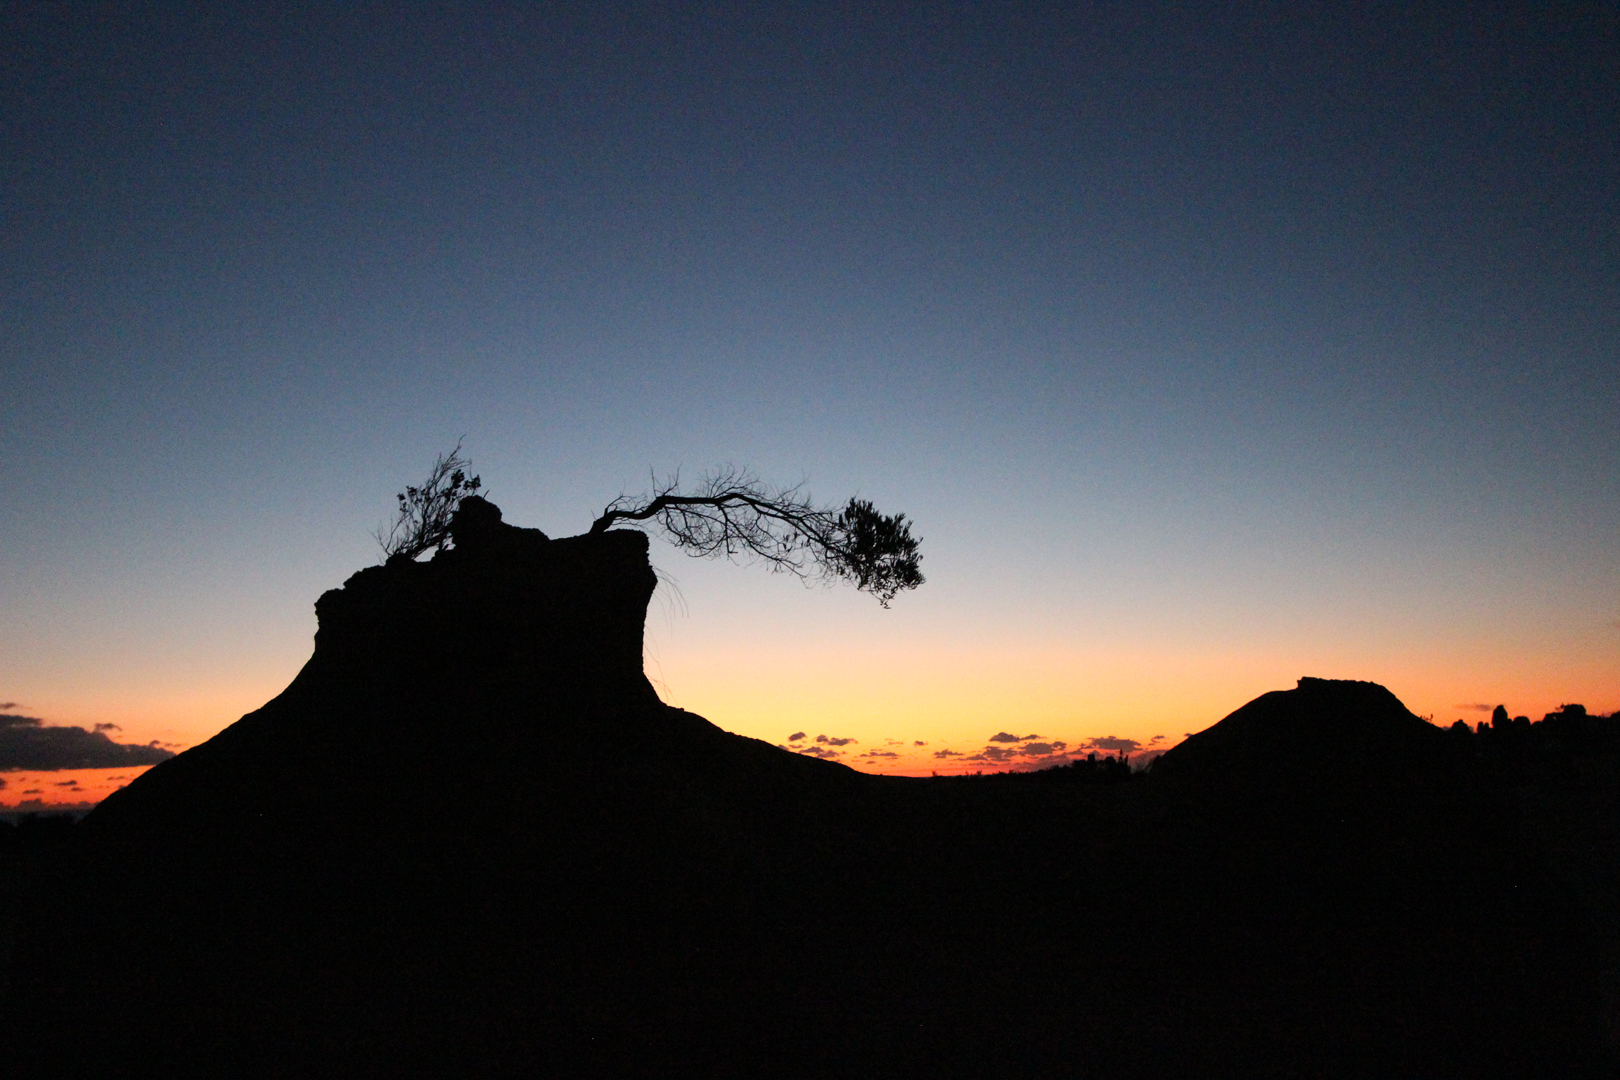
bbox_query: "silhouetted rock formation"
[61,499,857,933]
[297,493,655,714]
[6,502,1614,1077]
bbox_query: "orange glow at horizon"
[10,632,1612,797]
[0,766,161,813]
[652,637,1619,777]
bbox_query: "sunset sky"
[3,3,1616,797]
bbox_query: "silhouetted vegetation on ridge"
[1447,703,1620,761]
[945,749,1138,783]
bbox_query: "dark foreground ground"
[9,915,1608,1078]
[3,717,1616,1079]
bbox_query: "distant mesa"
[1150,676,1448,783]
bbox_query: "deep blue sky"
[3,2,1616,768]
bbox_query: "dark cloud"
[1082,736,1141,753]
[860,750,899,759]
[0,775,6,790]
[0,702,17,710]
[788,732,806,742]
[0,714,177,771]
[913,740,927,747]
[932,749,963,758]
[795,746,844,760]
[55,779,79,787]
[1456,703,1494,712]
[987,732,1044,744]
[94,722,122,731]
[957,738,1082,770]
[22,788,41,794]
[814,735,856,747]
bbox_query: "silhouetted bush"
[375,442,482,561]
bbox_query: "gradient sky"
[3,2,1616,786]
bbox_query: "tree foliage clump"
[376,442,482,561]
[590,467,924,606]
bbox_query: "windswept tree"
[378,452,924,606]
[590,467,924,606]
[376,442,483,560]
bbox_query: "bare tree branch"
[590,467,924,606]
